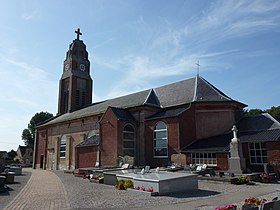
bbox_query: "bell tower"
[58,28,93,114]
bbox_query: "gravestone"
[123,155,134,167]
[171,153,186,166]
[228,125,246,175]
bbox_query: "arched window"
[60,135,67,158]
[153,121,168,157]
[123,124,135,157]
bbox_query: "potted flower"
[232,175,249,185]
[259,173,270,183]
[242,196,266,210]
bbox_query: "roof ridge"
[192,75,198,102]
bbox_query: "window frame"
[191,152,217,166]
[122,124,135,157]
[153,121,168,158]
[249,142,267,165]
[60,135,67,158]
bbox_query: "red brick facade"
[76,147,97,169]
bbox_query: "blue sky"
[0,0,279,151]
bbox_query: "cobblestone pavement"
[3,168,69,210]
[54,170,279,210]
[3,169,280,210]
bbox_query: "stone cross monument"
[228,125,246,175]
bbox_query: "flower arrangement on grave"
[234,175,249,185]
[258,173,271,183]
[215,204,237,210]
[134,186,154,192]
[90,175,104,183]
[115,179,133,190]
[83,174,90,179]
[242,196,267,210]
[124,179,134,189]
[146,186,154,192]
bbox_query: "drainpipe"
[44,129,48,170]
[32,129,38,169]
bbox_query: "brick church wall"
[76,147,97,168]
[178,106,196,149]
[36,115,100,170]
[265,142,280,173]
[35,129,47,169]
[195,103,237,140]
[216,153,228,170]
[100,109,119,166]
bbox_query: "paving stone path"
[3,168,279,210]
[4,168,69,210]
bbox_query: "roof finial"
[75,28,82,40]
[196,60,200,76]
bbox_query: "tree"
[244,106,280,122]
[7,150,17,160]
[22,111,53,146]
[244,109,263,116]
[266,106,280,122]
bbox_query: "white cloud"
[98,0,280,100]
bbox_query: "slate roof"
[238,113,280,132]
[238,129,280,143]
[76,135,99,148]
[110,107,135,121]
[183,133,232,153]
[183,113,280,153]
[41,89,151,126]
[145,107,188,120]
[39,75,245,127]
[155,76,235,107]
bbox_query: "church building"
[34,29,280,174]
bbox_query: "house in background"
[15,146,33,166]
[33,29,280,175]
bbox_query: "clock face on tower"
[80,64,85,71]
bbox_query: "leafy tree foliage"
[244,109,263,116]
[7,149,17,160]
[267,106,280,122]
[244,106,280,122]
[21,111,53,146]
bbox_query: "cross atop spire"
[75,28,82,40]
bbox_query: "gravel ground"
[0,169,32,209]
[53,170,279,210]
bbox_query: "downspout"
[44,129,48,170]
[32,129,38,169]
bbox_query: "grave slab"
[116,171,198,195]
